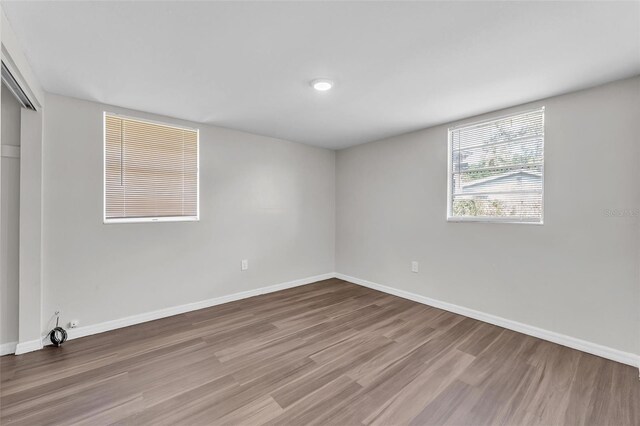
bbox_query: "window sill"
[103,216,199,224]
[447,216,543,225]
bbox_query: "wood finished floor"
[1,278,638,425]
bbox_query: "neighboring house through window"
[448,108,544,223]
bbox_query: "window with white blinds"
[448,108,544,223]
[104,113,199,223]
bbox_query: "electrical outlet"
[411,261,419,273]
[241,259,249,271]
[69,320,79,328]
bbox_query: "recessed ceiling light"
[310,78,333,91]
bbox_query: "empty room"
[0,1,639,425]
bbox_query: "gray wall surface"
[42,93,335,331]
[1,84,21,345]
[18,106,44,346]
[336,77,640,356]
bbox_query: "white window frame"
[447,107,544,225]
[103,112,200,224]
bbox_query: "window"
[104,113,199,223]
[448,107,544,224]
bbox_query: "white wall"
[18,106,44,349]
[1,84,21,346]
[42,93,335,332]
[336,76,640,356]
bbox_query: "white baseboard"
[63,273,336,342]
[0,341,17,356]
[14,271,639,371]
[14,339,43,355]
[336,273,640,369]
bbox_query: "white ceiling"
[3,1,639,149]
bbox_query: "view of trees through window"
[449,108,544,222]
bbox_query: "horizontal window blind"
[105,114,198,222]
[448,108,544,223]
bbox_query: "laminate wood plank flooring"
[1,278,638,425]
